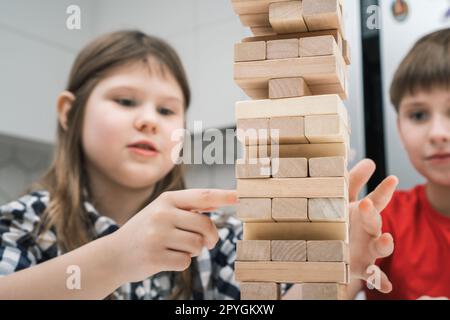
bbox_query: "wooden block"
[271,240,306,261]
[242,29,344,58]
[269,1,308,34]
[269,77,311,99]
[234,41,266,62]
[234,55,343,91]
[299,35,339,57]
[236,158,271,179]
[309,156,346,177]
[269,116,308,144]
[309,82,348,100]
[235,261,347,283]
[245,143,348,160]
[272,198,308,222]
[266,38,299,59]
[271,157,308,178]
[235,95,348,128]
[236,198,272,222]
[232,0,290,15]
[243,222,348,241]
[239,13,270,27]
[236,118,269,145]
[305,114,348,143]
[239,79,347,101]
[343,39,351,65]
[237,240,271,261]
[242,87,269,99]
[307,240,349,263]
[251,26,275,36]
[291,283,347,300]
[303,0,343,33]
[308,198,348,222]
[240,282,280,300]
[237,177,347,198]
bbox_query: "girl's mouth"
[127,141,159,157]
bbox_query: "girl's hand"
[348,159,399,293]
[111,189,238,283]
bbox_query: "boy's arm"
[0,233,127,299]
[347,159,397,297]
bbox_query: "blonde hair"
[31,30,193,299]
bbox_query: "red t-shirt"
[365,185,450,300]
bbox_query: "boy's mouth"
[426,153,450,163]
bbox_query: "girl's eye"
[408,110,429,122]
[114,98,137,107]
[157,106,175,116]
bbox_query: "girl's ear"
[57,91,76,131]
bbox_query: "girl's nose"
[134,105,158,134]
[428,116,450,146]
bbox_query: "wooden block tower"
[231,0,351,300]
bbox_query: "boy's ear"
[396,117,405,146]
[56,91,75,131]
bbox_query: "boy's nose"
[428,117,450,146]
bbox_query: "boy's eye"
[409,111,429,122]
[114,98,137,107]
[157,106,175,116]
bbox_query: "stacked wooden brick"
[232,0,351,300]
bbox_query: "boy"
[353,28,450,300]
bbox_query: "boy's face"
[81,62,185,191]
[397,88,450,186]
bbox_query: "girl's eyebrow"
[106,84,183,104]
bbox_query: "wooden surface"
[272,197,308,221]
[243,221,348,242]
[237,177,347,198]
[235,261,348,283]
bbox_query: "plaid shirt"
[0,190,243,300]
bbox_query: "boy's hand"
[348,159,399,293]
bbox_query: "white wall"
[344,0,366,169]
[380,0,450,189]
[0,0,96,144]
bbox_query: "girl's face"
[398,88,450,186]
[81,62,185,190]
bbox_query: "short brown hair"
[390,28,450,111]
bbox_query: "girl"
[0,30,397,300]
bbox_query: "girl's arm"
[0,189,238,299]
[0,233,126,299]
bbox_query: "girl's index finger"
[164,189,238,211]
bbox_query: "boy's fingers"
[164,189,238,211]
[366,175,399,212]
[368,233,394,260]
[349,159,376,202]
[359,198,382,238]
[364,265,393,294]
